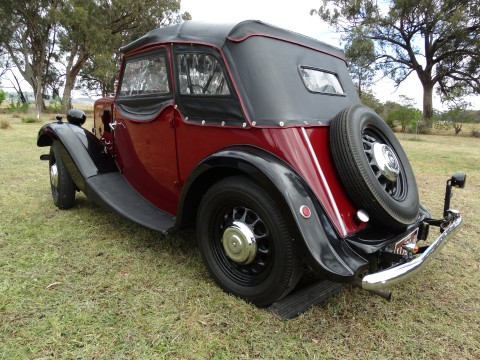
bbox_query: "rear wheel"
[49,142,75,209]
[196,176,302,307]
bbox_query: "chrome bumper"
[362,213,463,291]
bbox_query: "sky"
[180,0,479,111]
[2,1,478,110]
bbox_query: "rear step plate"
[269,280,343,320]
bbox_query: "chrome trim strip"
[301,127,347,237]
[362,214,463,291]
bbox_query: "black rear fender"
[177,145,368,281]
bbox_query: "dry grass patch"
[1,119,10,129]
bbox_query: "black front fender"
[37,122,117,190]
[178,145,368,281]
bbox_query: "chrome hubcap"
[50,163,59,188]
[222,221,257,264]
[372,143,400,182]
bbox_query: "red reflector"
[300,205,311,219]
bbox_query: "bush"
[21,116,38,124]
[1,120,10,129]
[434,121,452,131]
[417,125,431,135]
[384,116,397,130]
[8,100,29,113]
[471,129,480,138]
[47,97,64,113]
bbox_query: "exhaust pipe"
[352,279,392,301]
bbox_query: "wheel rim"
[222,221,257,264]
[362,126,407,201]
[50,163,59,188]
[49,151,59,201]
[212,205,272,285]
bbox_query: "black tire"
[196,176,303,307]
[49,142,75,209]
[330,104,419,228]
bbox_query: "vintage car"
[38,20,466,308]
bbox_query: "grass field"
[1,113,479,359]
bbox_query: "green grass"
[1,113,479,359]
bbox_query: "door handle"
[110,121,125,131]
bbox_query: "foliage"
[0,0,187,112]
[8,98,29,113]
[0,0,60,115]
[62,0,187,100]
[21,115,38,123]
[437,101,474,135]
[344,26,376,98]
[47,97,65,113]
[471,129,480,138]
[359,89,383,114]
[0,88,5,105]
[385,96,421,133]
[312,0,480,127]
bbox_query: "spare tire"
[330,104,419,228]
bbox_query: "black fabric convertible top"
[121,20,345,61]
[120,20,360,126]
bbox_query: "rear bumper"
[361,213,463,291]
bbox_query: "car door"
[112,46,179,214]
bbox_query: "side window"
[119,54,170,96]
[177,53,230,95]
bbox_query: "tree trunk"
[35,75,43,119]
[422,82,434,128]
[62,77,74,111]
[62,50,89,111]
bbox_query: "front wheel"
[196,176,302,307]
[49,142,75,209]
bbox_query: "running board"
[85,172,176,233]
[269,280,343,320]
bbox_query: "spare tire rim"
[362,127,407,201]
[372,143,400,182]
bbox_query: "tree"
[0,0,60,115]
[344,26,376,98]
[57,0,186,108]
[359,89,383,114]
[0,0,187,113]
[312,0,480,127]
[65,0,189,102]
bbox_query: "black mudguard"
[37,122,117,190]
[178,145,369,282]
[37,122,175,233]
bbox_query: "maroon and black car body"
[38,20,465,307]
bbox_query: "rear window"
[299,67,345,95]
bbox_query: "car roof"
[120,20,345,61]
